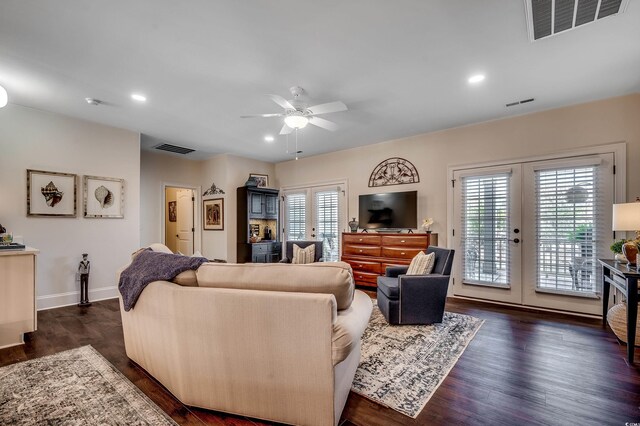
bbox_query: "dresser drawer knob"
[359,238,363,242]
[358,264,363,268]
[359,249,363,253]
[401,240,405,243]
[401,252,406,255]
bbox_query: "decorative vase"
[348,218,358,233]
[615,253,628,264]
[622,241,639,266]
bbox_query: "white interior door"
[452,165,523,304]
[176,189,194,255]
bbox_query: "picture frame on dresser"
[27,169,77,217]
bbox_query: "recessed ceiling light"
[264,135,275,142]
[0,84,8,108]
[131,93,147,102]
[468,74,486,84]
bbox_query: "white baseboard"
[37,286,119,311]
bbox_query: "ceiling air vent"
[506,98,535,107]
[526,0,629,41]
[154,143,195,155]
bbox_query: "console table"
[0,247,38,349]
[599,259,639,364]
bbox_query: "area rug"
[351,304,484,418]
[0,345,176,425]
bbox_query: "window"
[461,173,511,286]
[285,193,306,241]
[535,165,601,295]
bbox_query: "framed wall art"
[203,198,224,231]
[168,201,177,222]
[83,175,125,218]
[27,169,77,217]
[249,173,269,188]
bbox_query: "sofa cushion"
[377,276,399,300]
[172,270,198,287]
[292,244,315,264]
[196,261,355,310]
[332,291,373,365]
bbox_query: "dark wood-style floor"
[1,298,639,425]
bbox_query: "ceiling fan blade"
[240,113,284,118]
[309,116,338,131]
[279,123,293,135]
[268,94,295,110]
[306,101,347,115]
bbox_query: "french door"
[452,153,614,315]
[282,183,347,262]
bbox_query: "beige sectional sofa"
[119,254,372,426]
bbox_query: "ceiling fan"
[241,86,347,135]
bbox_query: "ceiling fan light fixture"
[284,115,309,129]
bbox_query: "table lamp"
[612,197,640,266]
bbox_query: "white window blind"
[535,166,601,295]
[285,193,306,241]
[315,190,340,261]
[461,173,511,286]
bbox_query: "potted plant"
[610,239,628,263]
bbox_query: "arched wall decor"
[368,157,420,187]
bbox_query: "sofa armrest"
[385,265,409,277]
[398,274,451,324]
[332,291,373,365]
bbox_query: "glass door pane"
[314,189,340,261]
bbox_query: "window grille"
[315,190,340,261]
[285,193,306,242]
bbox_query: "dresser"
[341,233,437,287]
[0,247,38,349]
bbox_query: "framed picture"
[83,175,124,218]
[168,201,177,222]
[203,198,224,231]
[250,173,268,188]
[27,169,77,217]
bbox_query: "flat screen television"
[358,190,417,230]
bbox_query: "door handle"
[311,234,316,238]
[510,238,520,244]
[176,234,179,238]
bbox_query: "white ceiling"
[1,1,639,162]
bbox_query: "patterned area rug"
[0,345,176,425]
[351,304,484,418]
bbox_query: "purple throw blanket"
[119,250,208,311]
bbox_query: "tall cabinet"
[237,186,281,263]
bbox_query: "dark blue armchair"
[377,246,455,325]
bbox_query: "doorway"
[281,182,347,262]
[450,147,622,316]
[164,186,195,255]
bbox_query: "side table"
[599,259,639,364]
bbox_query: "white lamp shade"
[284,115,309,129]
[612,202,640,231]
[0,85,7,108]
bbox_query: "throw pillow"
[292,244,316,264]
[406,251,435,275]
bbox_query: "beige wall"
[140,150,202,249]
[142,151,274,262]
[275,94,640,247]
[0,105,141,309]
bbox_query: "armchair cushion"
[292,243,316,264]
[281,241,324,263]
[377,276,399,299]
[406,251,435,275]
